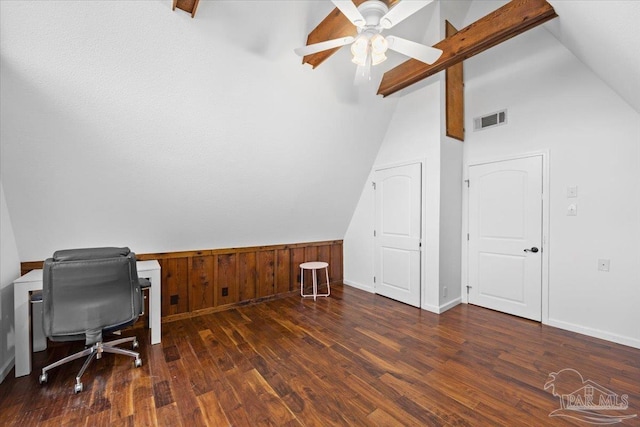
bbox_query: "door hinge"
[372,181,376,190]
[467,233,470,241]
[466,285,472,293]
[464,179,470,188]
[373,230,376,237]
[373,276,376,283]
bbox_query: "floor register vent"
[474,109,507,131]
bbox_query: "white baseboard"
[0,356,14,384]
[343,280,374,293]
[546,318,640,350]
[422,297,461,314]
[439,297,462,313]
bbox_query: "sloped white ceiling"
[1,0,637,261]
[461,0,640,113]
[0,0,403,260]
[546,0,640,113]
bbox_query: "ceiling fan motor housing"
[357,1,389,30]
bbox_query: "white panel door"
[374,163,422,307]
[468,156,543,321]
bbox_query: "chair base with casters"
[39,335,142,393]
[39,247,147,394]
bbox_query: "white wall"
[344,80,442,293]
[0,1,398,262]
[462,27,640,348]
[343,78,464,313]
[344,77,450,308]
[344,2,464,313]
[438,134,463,307]
[0,181,20,382]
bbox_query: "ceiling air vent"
[474,109,507,131]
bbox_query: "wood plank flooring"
[1,284,638,426]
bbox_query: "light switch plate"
[567,204,577,216]
[567,186,578,198]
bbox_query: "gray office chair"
[38,247,148,393]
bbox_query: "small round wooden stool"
[299,261,330,301]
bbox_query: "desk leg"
[149,269,161,345]
[14,289,31,377]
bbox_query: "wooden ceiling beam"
[302,0,400,69]
[172,0,200,18]
[377,0,558,97]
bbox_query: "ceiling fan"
[294,0,443,81]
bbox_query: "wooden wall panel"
[275,249,291,294]
[216,253,238,307]
[317,245,331,264]
[19,240,343,320]
[290,247,305,295]
[330,242,343,283]
[304,246,318,263]
[301,246,318,294]
[162,257,189,316]
[256,251,275,298]
[189,255,214,311]
[238,252,257,302]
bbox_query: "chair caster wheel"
[39,372,48,384]
[74,382,83,393]
[134,358,142,368]
[132,340,139,349]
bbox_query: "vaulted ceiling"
[1,1,638,261]
[544,0,640,113]
[294,0,639,111]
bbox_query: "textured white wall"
[463,27,640,348]
[344,2,464,313]
[0,181,19,382]
[0,1,398,261]
[438,135,463,307]
[343,80,443,307]
[343,80,464,313]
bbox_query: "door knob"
[524,247,539,253]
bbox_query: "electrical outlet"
[567,204,577,216]
[443,286,448,298]
[598,259,610,272]
[222,287,229,297]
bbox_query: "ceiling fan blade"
[354,62,372,85]
[294,36,355,57]
[386,35,443,64]
[331,0,366,27]
[380,0,434,29]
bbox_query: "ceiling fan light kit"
[295,0,442,82]
[351,32,389,66]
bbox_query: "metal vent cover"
[474,109,507,131]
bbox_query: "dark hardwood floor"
[1,284,638,426]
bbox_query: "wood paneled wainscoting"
[19,240,343,321]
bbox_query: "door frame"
[374,158,426,308]
[461,151,550,324]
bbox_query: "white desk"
[13,260,161,378]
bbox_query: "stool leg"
[312,270,318,301]
[300,267,304,297]
[314,267,330,298]
[325,267,330,297]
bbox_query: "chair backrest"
[42,247,142,345]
